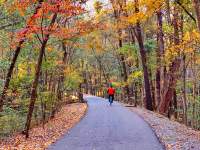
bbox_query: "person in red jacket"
[107,84,115,105]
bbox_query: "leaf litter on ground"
[130,107,200,150]
[0,103,87,150]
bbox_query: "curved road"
[48,96,164,150]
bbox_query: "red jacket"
[107,87,115,95]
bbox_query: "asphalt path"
[48,96,164,150]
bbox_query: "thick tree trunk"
[24,39,48,138]
[134,0,153,110]
[156,10,164,109]
[159,5,180,114]
[135,23,153,110]
[24,13,57,138]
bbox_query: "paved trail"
[48,96,164,150]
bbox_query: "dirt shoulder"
[0,103,87,150]
[129,107,200,150]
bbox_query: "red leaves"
[12,0,87,43]
[41,1,84,15]
[53,20,98,40]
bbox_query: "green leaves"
[118,44,138,56]
[0,59,10,71]
[64,71,83,91]
[144,39,156,53]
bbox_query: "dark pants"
[108,95,114,103]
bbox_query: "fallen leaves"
[0,103,87,150]
[130,107,200,150]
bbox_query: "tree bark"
[135,23,153,110]
[24,13,57,138]
[156,10,164,109]
[0,0,43,111]
[193,0,200,30]
[173,90,178,119]
[182,55,187,125]
[0,41,23,111]
[134,0,153,110]
[165,0,172,24]
[159,4,180,114]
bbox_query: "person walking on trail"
[107,84,115,105]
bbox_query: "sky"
[85,0,109,13]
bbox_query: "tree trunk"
[0,42,23,111]
[24,13,57,138]
[165,0,172,24]
[192,52,197,128]
[156,10,164,109]
[180,13,187,123]
[159,4,180,115]
[192,82,196,128]
[193,0,200,31]
[110,0,130,101]
[173,90,178,119]
[120,53,130,101]
[182,55,187,125]
[149,69,156,110]
[78,83,84,103]
[118,30,130,101]
[134,0,153,111]
[0,0,43,111]
[135,24,153,110]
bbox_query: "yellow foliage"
[18,64,26,78]
[125,0,165,25]
[18,63,34,78]
[64,66,83,85]
[127,71,143,84]
[127,12,146,24]
[0,0,6,5]
[165,30,200,65]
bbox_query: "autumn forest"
[0,0,200,149]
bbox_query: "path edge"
[128,107,166,150]
[47,102,88,149]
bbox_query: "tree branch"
[175,0,196,23]
[0,21,21,30]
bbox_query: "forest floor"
[0,103,87,150]
[130,107,200,150]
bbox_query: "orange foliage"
[11,0,91,46]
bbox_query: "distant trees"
[88,0,200,129]
[1,0,200,138]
